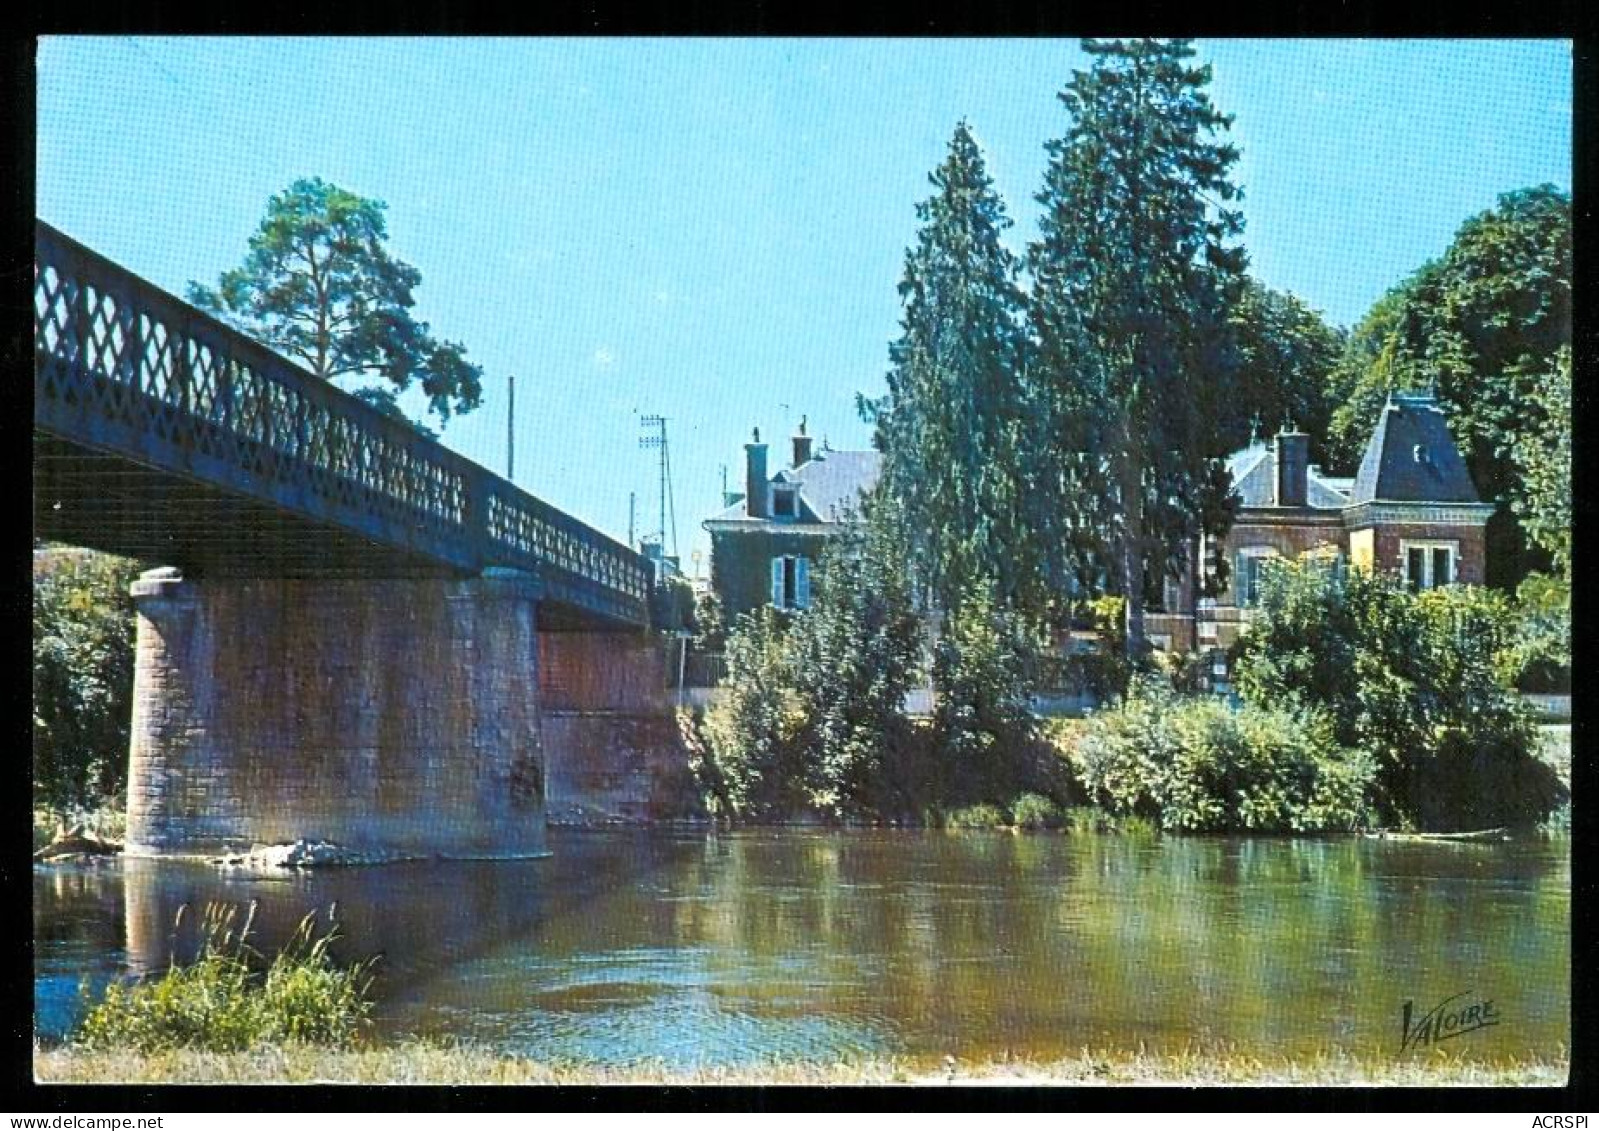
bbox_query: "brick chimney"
[792,416,812,468]
[1275,427,1309,507]
[745,428,769,519]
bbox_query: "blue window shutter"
[795,556,811,609]
[771,556,785,607]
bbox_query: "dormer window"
[772,486,797,520]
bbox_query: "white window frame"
[771,486,799,521]
[1233,546,1279,608]
[1400,539,1458,591]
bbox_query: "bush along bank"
[684,529,1566,835]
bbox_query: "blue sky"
[36,38,1571,570]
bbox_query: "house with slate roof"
[1146,389,1495,657]
[703,419,883,620]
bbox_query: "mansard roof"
[1350,391,1481,505]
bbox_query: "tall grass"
[77,902,375,1053]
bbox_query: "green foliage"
[1028,38,1248,655]
[1505,572,1570,690]
[692,588,727,653]
[787,502,923,820]
[651,574,696,635]
[865,122,1047,617]
[1010,792,1064,830]
[944,803,1010,829]
[1326,186,1571,581]
[704,504,922,822]
[1070,679,1374,833]
[1060,595,1136,701]
[78,903,374,1053]
[1506,345,1571,578]
[1226,279,1347,464]
[33,549,142,814]
[702,606,806,820]
[932,581,1041,804]
[188,177,484,433]
[1231,557,1554,827]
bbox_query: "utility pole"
[628,491,636,550]
[506,374,516,482]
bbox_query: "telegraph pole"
[638,414,677,560]
[506,374,516,482]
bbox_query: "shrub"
[1507,572,1570,692]
[1010,793,1064,830]
[701,606,807,820]
[945,803,1010,829]
[1070,679,1374,833]
[933,581,1041,804]
[787,500,922,820]
[78,903,374,1053]
[1232,557,1553,828]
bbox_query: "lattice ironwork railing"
[34,220,650,623]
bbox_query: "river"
[34,829,1569,1069]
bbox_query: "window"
[1233,546,1279,608]
[1162,573,1183,614]
[770,554,810,610]
[1400,540,1457,591]
[772,487,797,519]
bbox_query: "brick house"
[703,420,882,620]
[1147,389,1495,656]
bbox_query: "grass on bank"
[34,1040,1568,1087]
[76,902,374,1053]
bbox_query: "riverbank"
[34,1042,1567,1086]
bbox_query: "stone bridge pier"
[125,566,552,858]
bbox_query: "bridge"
[34,222,689,858]
[34,221,651,629]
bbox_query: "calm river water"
[35,829,1568,1068]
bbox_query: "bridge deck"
[33,221,651,630]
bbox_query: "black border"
[8,2,1595,1114]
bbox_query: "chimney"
[745,427,769,519]
[1275,427,1309,508]
[792,415,812,468]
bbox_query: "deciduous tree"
[1227,279,1346,465]
[33,549,142,814]
[1326,186,1571,585]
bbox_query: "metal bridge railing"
[34,220,651,625]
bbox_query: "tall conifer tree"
[866,123,1042,619]
[1029,39,1247,655]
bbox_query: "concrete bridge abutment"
[124,567,548,858]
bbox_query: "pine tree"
[188,177,485,435]
[865,123,1043,619]
[1029,39,1247,656]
